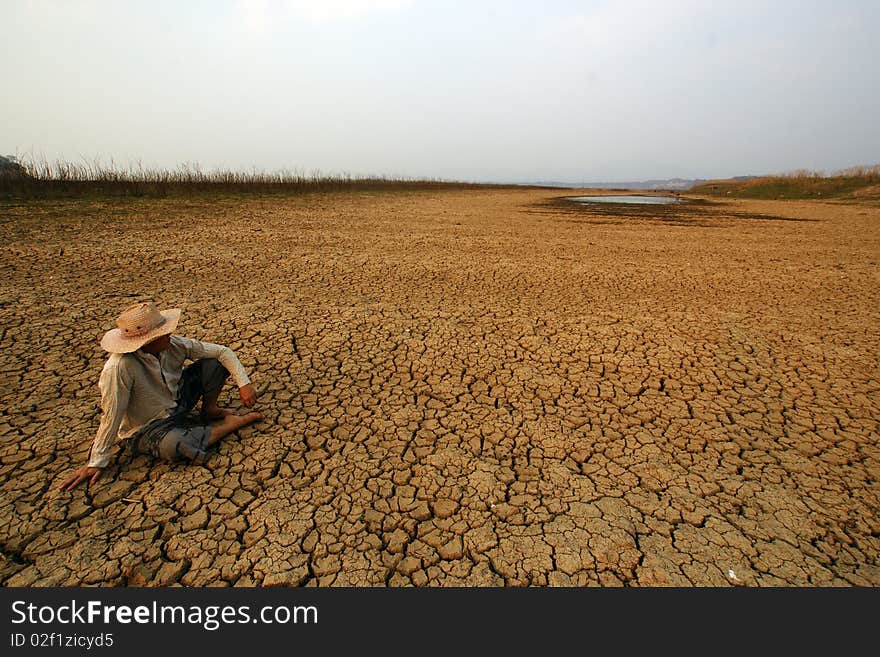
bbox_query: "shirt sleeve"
[88,359,133,468]
[179,336,252,387]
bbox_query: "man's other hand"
[239,383,258,408]
[59,466,102,491]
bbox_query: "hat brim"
[100,308,181,353]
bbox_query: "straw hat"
[100,302,181,353]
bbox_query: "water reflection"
[567,195,682,205]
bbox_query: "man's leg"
[178,359,232,420]
[199,358,233,419]
[153,411,264,464]
[205,411,264,447]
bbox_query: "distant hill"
[522,178,709,190]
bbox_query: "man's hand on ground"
[239,383,258,408]
[59,466,102,491]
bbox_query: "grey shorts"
[132,416,212,464]
[159,425,212,464]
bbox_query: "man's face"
[141,333,172,354]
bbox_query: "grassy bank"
[0,156,523,201]
[690,166,880,201]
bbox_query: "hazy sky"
[3,0,879,182]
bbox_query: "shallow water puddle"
[567,195,683,205]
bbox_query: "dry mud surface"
[1,189,878,587]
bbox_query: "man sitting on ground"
[59,301,264,491]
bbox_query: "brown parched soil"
[1,188,878,586]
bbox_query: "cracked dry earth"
[1,188,878,587]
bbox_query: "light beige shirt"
[88,335,251,468]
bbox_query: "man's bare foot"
[206,411,265,447]
[241,411,264,424]
[202,405,235,420]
